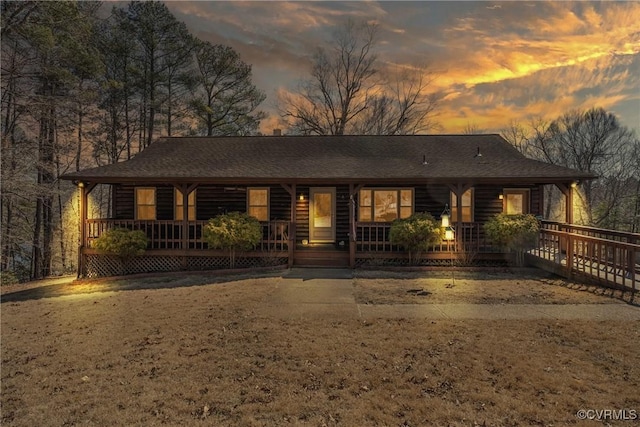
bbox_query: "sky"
[164,0,640,136]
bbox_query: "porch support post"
[556,183,573,224]
[349,184,355,268]
[447,182,472,250]
[289,184,296,268]
[281,183,296,268]
[537,185,545,218]
[174,183,197,270]
[77,182,95,278]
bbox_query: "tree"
[279,19,378,135]
[0,1,102,279]
[94,6,140,164]
[126,1,194,148]
[501,109,640,230]
[202,212,262,269]
[389,213,443,265]
[279,19,439,135]
[190,41,266,136]
[355,65,440,135]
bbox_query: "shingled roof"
[62,134,596,184]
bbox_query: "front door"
[309,187,335,243]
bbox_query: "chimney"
[273,128,282,136]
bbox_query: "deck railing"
[533,221,639,292]
[541,221,640,245]
[85,219,290,251]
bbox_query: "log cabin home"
[62,134,595,277]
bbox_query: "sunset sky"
[165,1,640,135]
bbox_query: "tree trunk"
[56,153,66,270]
[32,191,43,279]
[166,81,172,136]
[75,83,83,172]
[146,57,155,147]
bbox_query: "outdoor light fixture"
[441,204,455,243]
[571,181,579,188]
[498,193,504,200]
[441,203,456,285]
[77,181,85,188]
[445,227,455,241]
[441,204,450,228]
[299,193,304,201]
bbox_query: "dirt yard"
[2,269,639,426]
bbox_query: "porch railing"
[355,221,491,253]
[533,221,639,292]
[85,219,290,251]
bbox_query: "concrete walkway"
[260,268,640,320]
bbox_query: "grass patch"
[2,273,638,426]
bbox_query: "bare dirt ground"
[2,269,639,426]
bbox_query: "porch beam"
[280,183,294,197]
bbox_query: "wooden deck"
[529,222,639,293]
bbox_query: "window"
[503,189,530,215]
[135,187,156,220]
[358,188,413,222]
[248,188,269,221]
[451,188,473,222]
[175,189,196,221]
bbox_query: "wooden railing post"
[565,232,573,279]
[628,247,636,293]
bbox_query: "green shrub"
[94,228,148,257]
[203,212,262,268]
[390,213,443,264]
[94,228,147,275]
[484,213,540,266]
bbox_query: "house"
[61,134,595,277]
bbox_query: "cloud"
[437,53,640,133]
[161,1,640,135]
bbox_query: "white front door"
[309,187,336,243]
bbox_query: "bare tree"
[500,119,531,156]
[501,109,639,229]
[279,19,379,135]
[462,122,484,135]
[355,65,440,135]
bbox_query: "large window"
[175,189,196,221]
[503,189,530,215]
[135,187,156,220]
[248,188,269,221]
[451,188,473,222]
[359,188,413,222]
